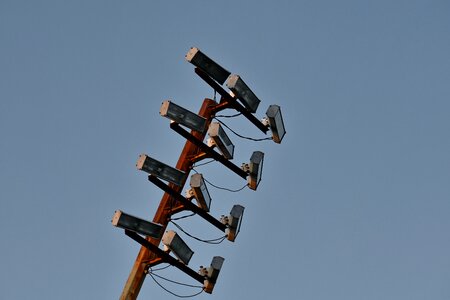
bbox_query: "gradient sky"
[1,1,450,299]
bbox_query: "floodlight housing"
[185,47,231,85]
[160,100,207,133]
[265,105,286,144]
[199,256,225,294]
[220,205,245,242]
[247,151,264,190]
[136,154,186,186]
[207,122,235,159]
[226,74,261,113]
[187,173,212,212]
[162,230,194,265]
[111,210,164,239]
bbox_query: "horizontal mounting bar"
[170,122,248,179]
[148,175,227,232]
[125,230,205,284]
[194,68,269,134]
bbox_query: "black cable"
[203,176,248,193]
[149,272,204,289]
[148,264,172,272]
[193,159,215,168]
[214,118,272,142]
[170,220,227,244]
[147,272,204,298]
[215,112,242,118]
[192,168,248,192]
[170,212,196,221]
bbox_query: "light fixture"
[207,122,235,160]
[160,100,207,133]
[199,256,225,294]
[111,210,163,239]
[185,47,231,85]
[185,173,212,212]
[226,74,261,113]
[220,205,245,242]
[263,105,286,144]
[162,230,194,265]
[136,154,186,186]
[242,151,264,190]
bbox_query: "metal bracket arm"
[194,68,269,134]
[124,230,205,284]
[148,175,227,232]
[169,122,248,179]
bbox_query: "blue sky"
[1,1,449,299]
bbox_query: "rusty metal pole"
[120,98,217,300]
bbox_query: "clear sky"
[1,1,449,299]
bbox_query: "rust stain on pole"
[120,98,217,300]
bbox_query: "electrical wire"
[203,176,248,192]
[170,220,227,244]
[170,212,196,221]
[192,168,248,192]
[149,272,204,289]
[193,159,215,168]
[215,112,242,118]
[147,272,205,298]
[149,264,172,272]
[214,118,272,142]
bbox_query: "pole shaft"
[120,99,217,300]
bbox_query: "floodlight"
[111,210,164,239]
[160,100,207,133]
[207,122,235,159]
[199,256,225,294]
[264,105,286,144]
[162,230,194,265]
[220,205,245,242]
[186,173,212,212]
[185,47,231,85]
[242,151,264,190]
[136,154,186,186]
[226,74,261,113]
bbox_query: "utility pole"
[120,98,217,299]
[112,47,286,299]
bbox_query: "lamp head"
[226,74,261,113]
[265,105,286,144]
[185,47,231,85]
[111,210,163,239]
[162,230,194,265]
[246,151,264,190]
[189,173,212,212]
[160,100,207,133]
[220,205,245,242]
[207,122,235,160]
[136,154,186,186]
[199,256,225,294]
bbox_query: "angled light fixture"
[207,122,235,160]
[242,151,264,190]
[263,105,286,144]
[199,256,225,294]
[226,74,261,113]
[162,230,194,265]
[160,100,207,133]
[185,173,212,212]
[111,210,163,239]
[185,47,231,85]
[220,204,245,242]
[136,154,186,186]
